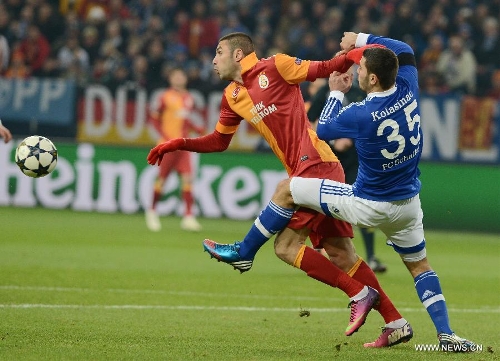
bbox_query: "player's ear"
[234,48,244,62]
[370,73,378,85]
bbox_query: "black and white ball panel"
[15,135,58,178]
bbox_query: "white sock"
[385,318,407,329]
[350,286,369,302]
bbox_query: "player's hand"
[147,138,185,166]
[333,49,348,57]
[340,32,358,51]
[328,71,353,93]
[346,44,386,64]
[0,124,12,143]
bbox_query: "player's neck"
[232,68,243,84]
[171,86,186,92]
[232,63,244,84]
[367,84,384,94]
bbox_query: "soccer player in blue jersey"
[263,32,476,351]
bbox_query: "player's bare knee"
[272,179,294,208]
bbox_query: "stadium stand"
[0,0,498,97]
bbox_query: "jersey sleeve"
[149,94,165,135]
[274,53,352,84]
[216,93,242,134]
[357,33,413,57]
[181,94,239,152]
[316,91,359,141]
[183,130,234,152]
[156,93,167,115]
[274,53,311,84]
[307,54,353,80]
[357,33,418,84]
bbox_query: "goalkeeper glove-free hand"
[346,44,386,64]
[147,138,185,166]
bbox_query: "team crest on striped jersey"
[232,86,241,98]
[258,73,269,89]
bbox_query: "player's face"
[357,57,371,92]
[213,40,239,81]
[169,69,187,90]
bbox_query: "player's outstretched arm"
[147,130,233,166]
[309,54,354,80]
[351,32,417,82]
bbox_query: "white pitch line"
[0,304,341,312]
[0,304,498,313]
[0,285,341,302]
[1,285,498,313]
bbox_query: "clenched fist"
[328,71,353,94]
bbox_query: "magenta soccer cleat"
[364,322,413,347]
[345,286,380,336]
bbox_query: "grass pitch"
[0,206,498,361]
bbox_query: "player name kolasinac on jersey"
[370,91,414,122]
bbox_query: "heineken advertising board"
[0,141,498,232]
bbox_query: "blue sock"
[414,270,453,334]
[237,201,294,260]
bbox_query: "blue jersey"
[317,35,422,201]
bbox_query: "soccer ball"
[15,135,58,178]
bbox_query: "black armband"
[397,52,416,67]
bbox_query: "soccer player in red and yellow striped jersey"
[148,33,407,341]
[146,67,204,232]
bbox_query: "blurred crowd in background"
[0,0,499,99]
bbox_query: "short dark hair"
[363,47,398,90]
[219,32,254,56]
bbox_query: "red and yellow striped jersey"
[216,52,339,176]
[156,88,194,143]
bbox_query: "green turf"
[0,206,498,361]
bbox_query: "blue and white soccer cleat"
[203,239,253,273]
[438,333,477,352]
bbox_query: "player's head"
[213,32,254,81]
[219,32,254,56]
[357,47,398,92]
[168,67,188,90]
